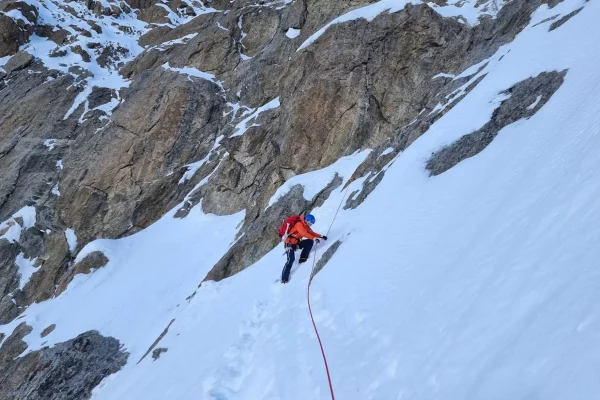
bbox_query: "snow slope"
[2,0,600,399]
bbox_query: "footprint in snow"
[204,300,270,399]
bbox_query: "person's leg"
[281,244,296,282]
[298,239,314,263]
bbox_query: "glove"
[321,235,328,241]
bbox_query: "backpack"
[278,215,301,237]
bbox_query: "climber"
[279,214,327,284]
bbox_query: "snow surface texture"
[1,0,600,399]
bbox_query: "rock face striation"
[0,0,579,396]
[0,329,129,400]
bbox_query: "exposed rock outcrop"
[311,239,342,280]
[549,7,583,31]
[3,52,33,74]
[0,330,129,400]
[40,324,56,338]
[0,241,19,324]
[56,251,108,295]
[0,0,38,58]
[426,70,567,176]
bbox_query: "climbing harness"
[307,184,351,400]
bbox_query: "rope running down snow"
[308,184,351,400]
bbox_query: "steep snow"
[2,0,600,399]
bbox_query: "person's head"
[305,214,316,226]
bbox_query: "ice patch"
[379,147,394,157]
[162,62,224,90]
[298,0,414,51]
[155,34,198,51]
[52,183,61,196]
[44,139,57,150]
[16,253,39,290]
[528,95,543,110]
[433,72,456,80]
[0,55,10,69]
[231,97,280,137]
[286,28,301,39]
[65,228,77,253]
[179,158,209,185]
[0,206,36,243]
[56,160,63,169]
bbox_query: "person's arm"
[310,226,327,240]
[298,223,321,240]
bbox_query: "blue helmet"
[305,214,316,224]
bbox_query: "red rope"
[307,185,350,400]
[307,275,336,400]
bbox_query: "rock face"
[0,322,32,370]
[0,330,129,400]
[3,52,33,74]
[0,1,38,57]
[0,15,26,57]
[311,239,342,280]
[57,67,227,243]
[56,251,108,295]
[0,241,19,324]
[426,70,567,176]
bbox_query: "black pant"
[281,239,314,281]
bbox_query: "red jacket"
[284,215,323,245]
